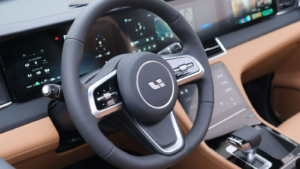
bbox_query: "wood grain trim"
[0,117,59,164]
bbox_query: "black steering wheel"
[61,0,214,168]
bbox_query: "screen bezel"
[169,0,278,42]
[0,26,69,102]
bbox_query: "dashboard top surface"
[0,0,78,26]
[0,0,278,41]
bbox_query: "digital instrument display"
[121,9,178,53]
[0,22,118,101]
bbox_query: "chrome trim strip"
[226,145,272,169]
[204,45,220,52]
[208,37,227,60]
[134,112,183,153]
[0,101,12,110]
[209,108,246,130]
[165,55,205,86]
[87,70,123,118]
[280,155,300,169]
[136,61,175,109]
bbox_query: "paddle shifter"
[227,126,262,164]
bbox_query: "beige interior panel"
[173,20,300,168]
[273,47,300,90]
[278,112,300,144]
[272,46,300,121]
[0,117,59,165]
[273,87,300,121]
[14,144,95,169]
[241,43,298,83]
[13,132,149,169]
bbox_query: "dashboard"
[0,0,279,102]
[0,0,300,166]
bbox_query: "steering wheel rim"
[61,0,214,168]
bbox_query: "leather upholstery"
[0,117,59,164]
[278,112,300,143]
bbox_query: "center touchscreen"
[170,0,276,40]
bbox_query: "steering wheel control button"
[93,76,122,110]
[166,57,200,78]
[164,55,205,85]
[97,92,117,102]
[173,62,194,73]
[117,52,178,124]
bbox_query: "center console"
[178,62,300,169]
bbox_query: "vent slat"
[202,39,225,58]
[278,0,296,10]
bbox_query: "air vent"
[278,0,296,10]
[202,38,226,59]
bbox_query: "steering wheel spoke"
[80,55,128,119]
[106,109,184,156]
[162,54,205,86]
[87,70,123,118]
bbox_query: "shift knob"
[227,126,262,164]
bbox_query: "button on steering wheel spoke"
[87,70,123,118]
[163,55,205,85]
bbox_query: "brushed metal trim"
[280,155,300,169]
[87,70,123,118]
[0,101,12,110]
[226,145,272,169]
[165,55,205,85]
[208,37,227,60]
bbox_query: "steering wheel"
[61,0,214,168]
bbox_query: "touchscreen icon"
[44,68,50,73]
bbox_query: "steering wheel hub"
[117,52,178,124]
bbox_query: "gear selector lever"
[227,126,262,164]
